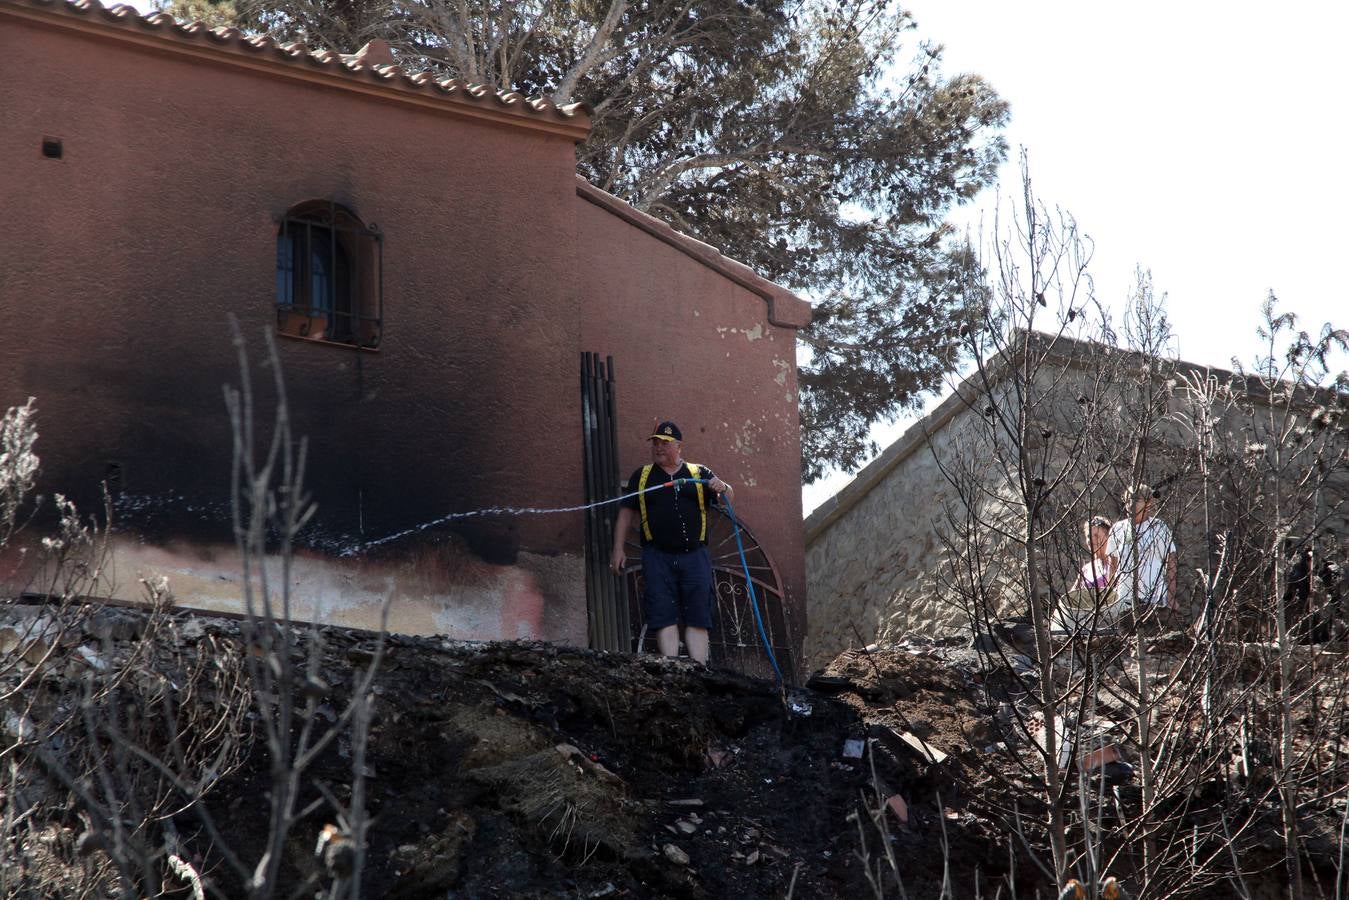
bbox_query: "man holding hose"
[609,420,733,664]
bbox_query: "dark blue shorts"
[641,545,714,630]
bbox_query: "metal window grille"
[276,201,383,348]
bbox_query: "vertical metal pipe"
[593,356,617,650]
[580,353,601,649]
[603,355,630,647]
[599,354,620,650]
[590,350,612,647]
[590,356,617,650]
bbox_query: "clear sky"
[803,0,1349,514]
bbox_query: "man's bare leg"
[685,626,710,664]
[656,624,681,657]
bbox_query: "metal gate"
[623,507,797,683]
[581,353,795,680]
[580,352,629,651]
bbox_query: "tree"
[930,165,1349,896]
[1215,297,1349,898]
[157,0,1009,479]
[931,164,1114,889]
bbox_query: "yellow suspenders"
[638,465,654,540]
[688,464,707,542]
[637,463,706,544]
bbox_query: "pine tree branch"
[552,0,626,103]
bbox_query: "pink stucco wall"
[0,8,589,642]
[574,192,809,649]
[0,0,809,657]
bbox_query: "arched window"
[276,201,382,348]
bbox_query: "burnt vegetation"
[917,164,1349,898]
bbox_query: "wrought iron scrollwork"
[622,507,795,682]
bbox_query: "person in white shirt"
[1107,484,1177,611]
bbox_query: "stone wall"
[804,392,988,670]
[805,341,1349,672]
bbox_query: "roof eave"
[1,0,592,142]
[576,177,813,330]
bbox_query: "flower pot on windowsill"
[278,310,328,341]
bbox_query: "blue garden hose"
[670,478,786,687]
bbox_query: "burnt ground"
[8,606,1341,898]
[201,629,1032,899]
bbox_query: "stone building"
[0,0,811,661]
[804,334,1348,670]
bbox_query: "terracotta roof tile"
[2,0,591,138]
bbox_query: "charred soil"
[203,628,1027,898]
[9,607,1339,898]
[4,605,1040,898]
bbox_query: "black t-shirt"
[621,461,721,552]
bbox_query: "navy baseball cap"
[650,421,682,442]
